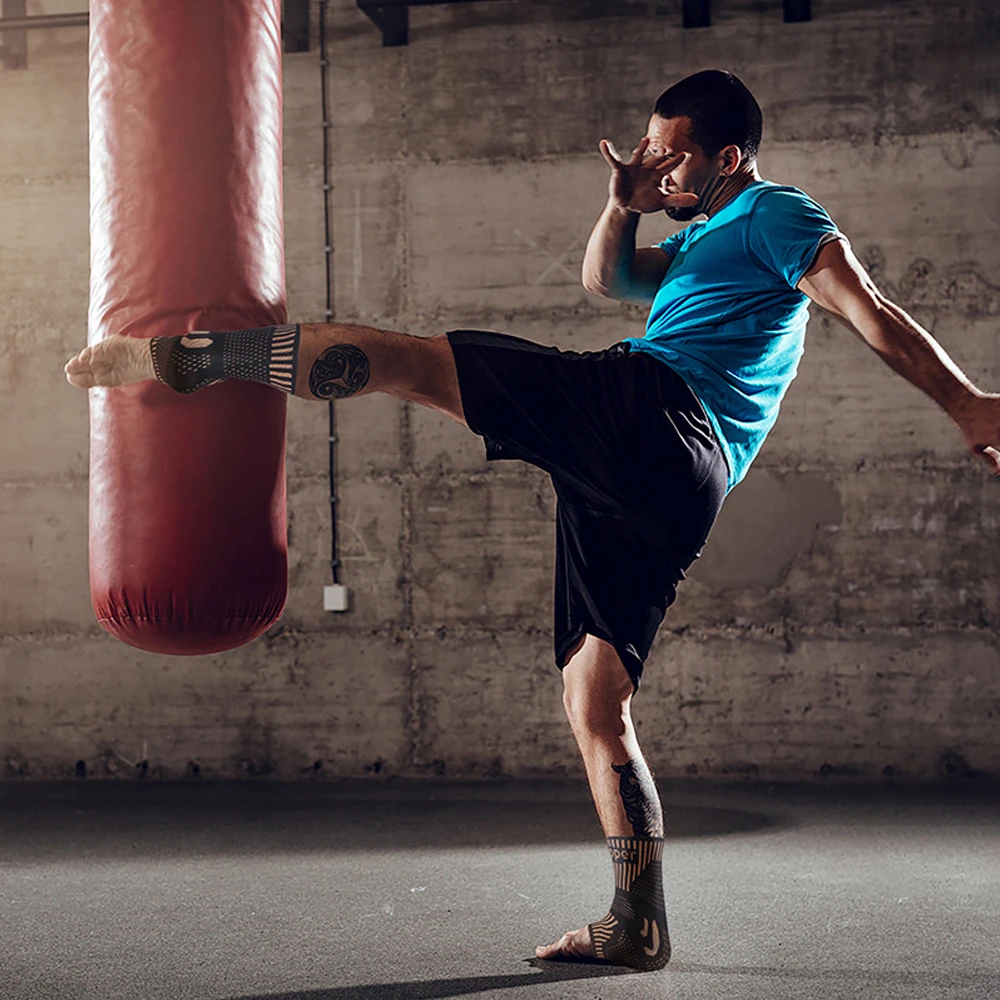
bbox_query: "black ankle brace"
[150,324,300,394]
[588,836,670,971]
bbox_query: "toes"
[535,930,590,961]
[534,936,564,959]
[65,345,93,375]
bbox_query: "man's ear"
[719,144,742,176]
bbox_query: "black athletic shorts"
[446,330,729,694]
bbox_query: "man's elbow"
[582,276,612,298]
[581,264,612,297]
[846,289,894,344]
[583,277,652,306]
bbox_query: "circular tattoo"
[309,344,371,400]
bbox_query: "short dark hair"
[653,69,762,164]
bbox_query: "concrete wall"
[1,0,997,783]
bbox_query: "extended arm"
[798,238,1000,473]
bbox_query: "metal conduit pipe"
[0,12,89,30]
[318,0,342,589]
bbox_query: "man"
[65,69,1000,972]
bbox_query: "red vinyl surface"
[87,0,289,654]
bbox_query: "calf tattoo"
[308,344,371,399]
[613,759,664,839]
[581,760,670,971]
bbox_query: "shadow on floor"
[230,959,633,1000]
[224,959,1000,1000]
[0,780,788,864]
[672,962,1000,991]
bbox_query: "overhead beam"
[356,0,514,47]
[682,0,710,29]
[783,0,812,22]
[0,10,87,32]
[0,0,27,70]
[283,0,310,51]
[360,0,513,6]
[358,2,409,46]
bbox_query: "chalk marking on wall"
[56,229,87,261]
[513,229,583,284]
[337,509,381,563]
[113,738,148,769]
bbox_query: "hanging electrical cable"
[318,0,341,588]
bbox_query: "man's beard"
[664,203,700,222]
[667,171,727,222]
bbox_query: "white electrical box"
[323,584,349,612]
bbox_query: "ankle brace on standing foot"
[150,324,301,394]
[588,836,670,971]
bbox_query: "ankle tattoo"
[150,324,300,394]
[589,836,670,971]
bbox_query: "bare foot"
[535,924,600,963]
[64,334,157,390]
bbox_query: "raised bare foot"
[535,924,601,963]
[64,334,158,389]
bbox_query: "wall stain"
[692,471,843,592]
[861,245,999,317]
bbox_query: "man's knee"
[563,690,630,739]
[562,635,634,733]
[398,334,466,427]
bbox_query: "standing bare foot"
[535,924,600,963]
[537,909,670,971]
[64,334,158,389]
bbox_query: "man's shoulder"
[751,180,828,213]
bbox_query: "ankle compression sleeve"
[150,324,301,394]
[588,836,670,971]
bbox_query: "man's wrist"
[946,383,987,423]
[608,201,641,220]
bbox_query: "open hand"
[956,392,1000,475]
[599,136,699,215]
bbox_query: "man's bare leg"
[63,322,467,426]
[535,633,670,970]
[64,328,669,969]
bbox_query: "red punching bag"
[87,0,289,654]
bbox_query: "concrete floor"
[0,780,997,1000]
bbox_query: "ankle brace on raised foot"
[150,324,301,394]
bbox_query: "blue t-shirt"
[623,180,844,492]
